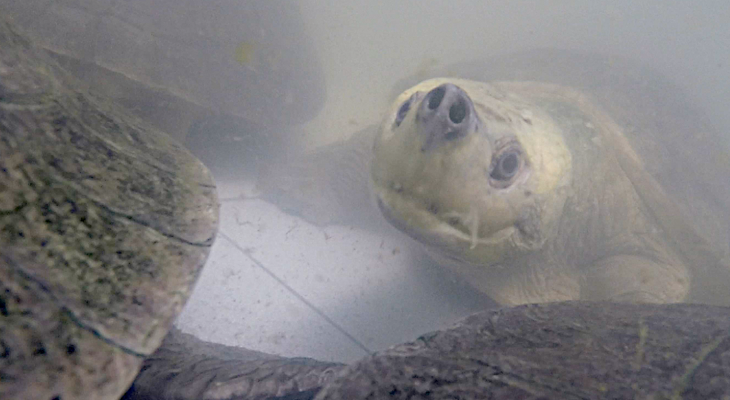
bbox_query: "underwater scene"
[1,1,730,399]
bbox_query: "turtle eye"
[394,93,418,127]
[490,150,522,183]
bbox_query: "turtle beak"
[375,196,442,248]
[416,83,481,152]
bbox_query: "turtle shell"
[2,0,326,140]
[317,302,730,399]
[0,17,218,400]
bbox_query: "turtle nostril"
[428,87,445,110]
[417,83,478,150]
[449,99,467,124]
[394,96,414,127]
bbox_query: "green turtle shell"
[0,17,218,400]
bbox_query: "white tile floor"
[175,179,495,363]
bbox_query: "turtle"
[259,49,730,308]
[0,16,218,400]
[125,302,730,400]
[4,6,730,399]
[370,76,730,306]
[316,301,730,400]
[1,0,325,144]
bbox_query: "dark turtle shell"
[3,0,326,140]
[318,302,730,400]
[122,302,730,400]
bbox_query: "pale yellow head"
[371,78,572,266]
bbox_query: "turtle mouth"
[376,197,446,243]
[375,192,514,252]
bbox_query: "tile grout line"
[217,230,374,356]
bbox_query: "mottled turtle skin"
[2,0,325,141]
[0,17,218,400]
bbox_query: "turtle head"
[370,78,572,267]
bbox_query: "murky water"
[176,1,730,363]
[6,0,729,366]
